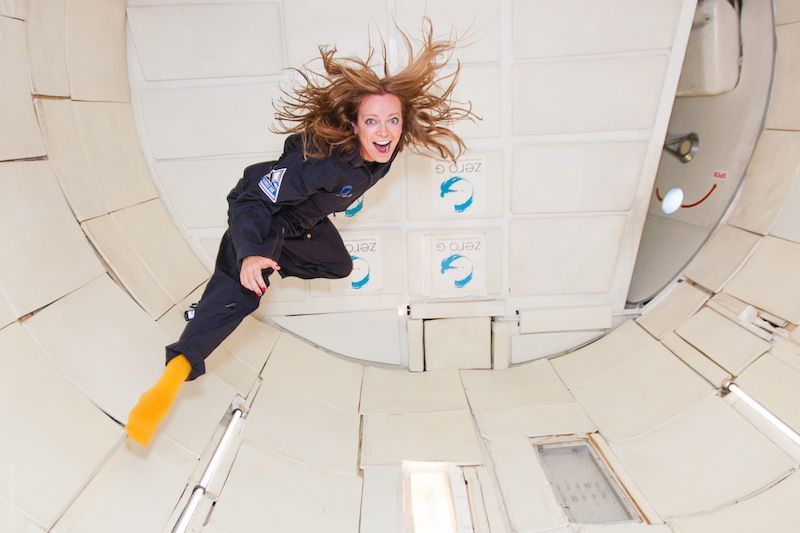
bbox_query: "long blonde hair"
[272,22,478,162]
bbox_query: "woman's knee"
[328,258,353,279]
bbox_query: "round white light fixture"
[661,187,684,214]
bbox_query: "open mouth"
[373,140,392,155]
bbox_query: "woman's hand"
[240,256,280,296]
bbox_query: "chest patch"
[258,167,286,202]
[338,184,353,198]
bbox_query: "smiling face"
[353,93,403,163]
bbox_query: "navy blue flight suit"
[167,134,398,380]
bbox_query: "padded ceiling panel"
[0,16,46,160]
[512,142,647,214]
[65,0,128,102]
[509,215,627,295]
[127,3,283,80]
[512,55,668,135]
[140,83,284,159]
[513,0,683,57]
[0,161,104,319]
[27,0,69,96]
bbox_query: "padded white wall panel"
[243,384,360,476]
[610,396,795,518]
[128,3,282,81]
[261,334,362,411]
[487,437,568,532]
[683,225,761,292]
[22,275,169,423]
[461,360,575,412]
[0,498,44,532]
[273,310,403,365]
[360,367,469,413]
[424,316,491,370]
[51,442,191,533]
[765,23,800,130]
[207,444,362,533]
[0,323,122,530]
[27,0,69,96]
[283,0,386,67]
[512,55,669,135]
[110,199,208,304]
[395,0,500,63]
[359,467,403,533]
[0,291,14,329]
[627,214,710,304]
[509,215,626,296]
[156,155,275,229]
[140,83,284,159]
[661,332,731,388]
[34,99,107,220]
[361,411,482,466]
[727,130,800,235]
[519,305,612,333]
[512,142,647,214]
[668,471,800,533]
[72,102,159,212]
[510,330,604,363]
[569,341,713,442]
[0,16,46,160]
[676,307,770,375]
[0,161,105,318]
[408,318,424,371]
[636,281,710,339]
[776,0,800,25]
[406,150,504,220]
[65,0,129,102]
[451,64,502,139]
[513,0,683,58]
[0,0,26,18]
[771,171,800,244]
[552,320,655,388]
[737,350,800,435]
[725,236,800,323]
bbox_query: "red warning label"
[713,170,728,180]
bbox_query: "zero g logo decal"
[338,184,353,198]
[431,235,487,297]
[439,176,474,213]
[439,253,473,288]
[331,234,383,292]
[431,156,487,216]
[349,255,370,289]
[258,167,286,203]
[344,196,365,217]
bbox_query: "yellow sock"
[126,355,191,446]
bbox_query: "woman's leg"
[277,217,353,280]
[126,231,267,445]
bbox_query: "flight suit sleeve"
[226,149,342,267]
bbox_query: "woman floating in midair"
[126,24,477,445]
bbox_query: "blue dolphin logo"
[440,253,473,288]
[344,197,364,217]
[439,176,474,213]
[350,255,370,289]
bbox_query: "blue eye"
[389,117,399,125]
[365,118,376,125]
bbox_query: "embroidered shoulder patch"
[258,167,286,202]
